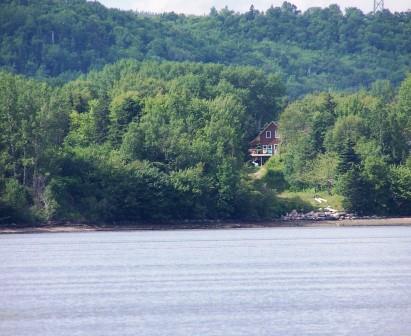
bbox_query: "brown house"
[249,121,280,166]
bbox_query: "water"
[1,226,411,336]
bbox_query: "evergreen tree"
[337,139,360,174]
[337,167,373,215]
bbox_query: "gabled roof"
[250,121,278,145]
[259,121,278,134]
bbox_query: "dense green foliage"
[1,0,411,223]
[0,60,286,223]
[279,75,411,215]
[1,0,411,97]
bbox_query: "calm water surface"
[1,226,411,336]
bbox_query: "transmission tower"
[373,0,384,13]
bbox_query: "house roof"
[260,121,278,133]
[250,121,278,145]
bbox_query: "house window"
[274,130,278,138]
[267,145,273,154]
[274,144,278,153]
[262,145,267,154]
[266,131,271,139]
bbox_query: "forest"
[1,0,411,97]
[1,59,411,224]
[1,1,411,224]
[278,76,411,215]
[0,60,288,223]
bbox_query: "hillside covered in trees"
[1,0,411,97]
[278,76,411,215]
[1,1,411,224]
[0,60,288,223]
[2,58,411,224]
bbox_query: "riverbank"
[1,217,411,234]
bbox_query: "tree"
[0,178,32,222]
[390,164,411,214]
[310,94,336,153]
[397,74,411,138]
[337,167,373,215]
[336,139,361,174]
[326,111,368,147]
[362,156,392,214]
[109,92,143,146]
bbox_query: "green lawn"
[279,189,344,211]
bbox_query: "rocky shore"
[281,209,361,221]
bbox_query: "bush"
[0,179,33,224]
[262,156,288,192]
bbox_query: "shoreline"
[1,217,411,234]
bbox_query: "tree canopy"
[0,60,286,223]
[0,0,410,97]
[279,74,411,215]
[1,1,411,224]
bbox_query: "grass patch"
[279,189,344,211]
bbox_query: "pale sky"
[97,0,410,15]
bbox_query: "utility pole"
[373,0,384,13]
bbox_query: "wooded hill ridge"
[0,61,287,223]
[2,59,411,224]
[1,0,411,97]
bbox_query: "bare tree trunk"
[23,147,26,186]
[10,143,17,178]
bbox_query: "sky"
[97,0,410,15]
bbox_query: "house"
[249,121,280,166]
